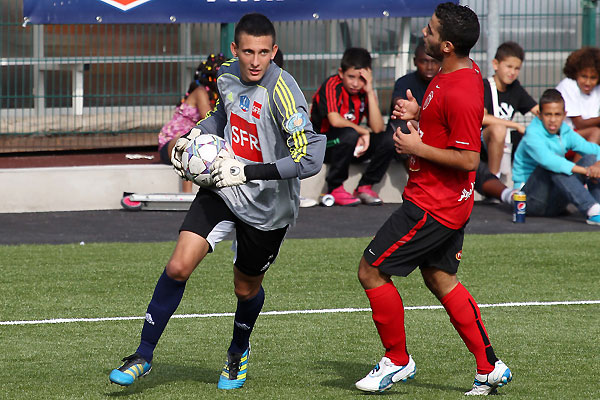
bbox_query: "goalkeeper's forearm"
[244,155,321,181]
[244,163,282,181]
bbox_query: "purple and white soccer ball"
[182,133,234,187]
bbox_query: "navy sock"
[229,286,265,354]
[136,270,187,362]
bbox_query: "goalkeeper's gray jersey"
[196,58,326,230]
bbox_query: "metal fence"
[0,0,594,153]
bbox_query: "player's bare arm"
[326,111,371,136]
[361,68,385,133]
[394,123,479,171]
[482,112,526,134]
[391,89,421,121]
[570,114,600,130]
[530,104,540,117]
[573,160,600,178]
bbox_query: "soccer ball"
[182,133,234,187]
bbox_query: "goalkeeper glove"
[171,127,202,178]
[210,158,247,188]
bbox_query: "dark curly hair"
[435,2,480,57]
[563,47,600,80]
[178,52,227,107]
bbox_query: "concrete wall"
[0,164,180,213]
[0,162,409,213]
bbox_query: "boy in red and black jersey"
[311,48,393,206]
[355,3,512,396]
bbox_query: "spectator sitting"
[310,47,392,206]
[158,53,226,192]
[512,88,600,225]
[388,39,516,206]
[474,160,518,205]
[481,41,539,177]
[387,38,440,137]
[556,47,600,145]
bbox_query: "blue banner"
[24,0,454,25]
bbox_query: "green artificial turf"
[0,233,598,399]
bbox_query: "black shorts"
[180,189,288,276]
[159,143,171,165]
[363,200,465,277]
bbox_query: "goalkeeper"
[109,12,325,390]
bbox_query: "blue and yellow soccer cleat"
[217,347,250,390]
[109,353,152,386]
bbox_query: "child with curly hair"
[158,53,227,192]
[556,47,600,145]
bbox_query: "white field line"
[1,300,599,327]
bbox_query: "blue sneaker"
[586,215,600,225]
[217,347,249,390]
[355,355,416,392]
[464,360,512,396]
[109,353,152,386]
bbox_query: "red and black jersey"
[403,61,484,230]
[310,75,368,133]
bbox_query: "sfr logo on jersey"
[230,113,263,162]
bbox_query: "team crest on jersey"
[252,101,262,119]
[239,95,250,112]
[423,91,434,110]
[284,112,307,134]
[230,113,263,162]
[97,0,151,11]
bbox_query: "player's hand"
[516,123,526,135]
[171,127,202,177]
[359,68,374,93]
[587,161,600,179]
[392,89,420,121]
[210,158,247,188]
[171,137,189,178]
[393,121,422,155]
[354,134,370,157]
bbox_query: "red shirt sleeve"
[444,79,483,152]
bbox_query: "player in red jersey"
[354,3,512,396]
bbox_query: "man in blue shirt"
[512,88,600,224]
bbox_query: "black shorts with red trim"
[181,189,288,277]
[363,200,465,277]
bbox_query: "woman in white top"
[556,47,600,144]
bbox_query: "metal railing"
[0,0,594,152]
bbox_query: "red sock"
[365,281,409,366]
[441,283,497,374]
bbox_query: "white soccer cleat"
[355,355,416,392]
[464,359,512,396]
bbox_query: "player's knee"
[233,284,260,301]
[590,127,600,144]
[165,259,194,281]
[484,124,507,143]
[421,268,458,299]
[336,127,360,146]
[357,257,384,289]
